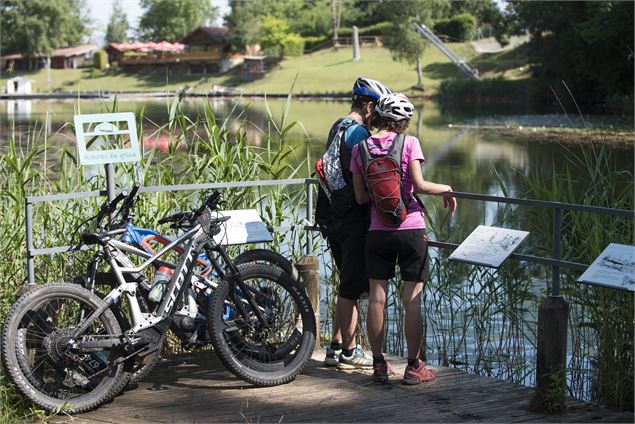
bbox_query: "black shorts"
[365,229,429,281]
[327,220,369,300]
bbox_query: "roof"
[181,27,228,45]
[0,44,97,60]
[108,41,185,53]
[52,44,97,57]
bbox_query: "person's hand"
[439,186,457,217]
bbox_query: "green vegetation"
[433,12,477,41]
[105,0,130,44]
[0,0,87,56]
[138,0,218,42]
[93,50,108,70]
[494,1,634,107]
[2,43,522,97]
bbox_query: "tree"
[224,0,304,52]
[495,1,634,105]
[138,0,218,42]
[105,0,130,44]
[258,16,290,56]
[378,0,450,89]
[0,0,88,56]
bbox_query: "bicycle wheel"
[234,249,300,283]
[1,283,130,413]
[208,263,315,386]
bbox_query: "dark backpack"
[314,119,361,234]
[359,133,412,227]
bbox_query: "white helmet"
[375,93,414,121]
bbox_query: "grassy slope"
[0,42,529,96]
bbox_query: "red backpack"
[359,134,412,227]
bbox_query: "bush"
[302,35,330,50]
[438,77,539,105]
[339,22,390,38]
[282,34,305,57]
[93,50,108,70]
[433,13,476,42]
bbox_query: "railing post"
[25,198,35,286]
[530,207,568,413]
[296,255,320,351]
[305,181,313,256]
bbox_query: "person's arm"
[409,160,457,216]
[352,173,370,205]
[350,144,370,205]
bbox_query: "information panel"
[449,225,530,268]
[212,209,273,246]
[577,243,635,292]
[74,112,140,165]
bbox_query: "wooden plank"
[70,351,633,424]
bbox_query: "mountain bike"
[73,186,304,384]
[2,191,316,413]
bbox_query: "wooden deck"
[68,350,633,423]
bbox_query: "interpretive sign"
[449,225,530,268]
[74,112,140,165]
[213,209,273,246]
[577,243,635,292]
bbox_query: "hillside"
[0,43,530,97]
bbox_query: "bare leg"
[367,279,388,357]
[402,281,424,360]
[336,296,358,350]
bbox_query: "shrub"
[282,34,305,57]
[302,35,330,50]
[93,50,108,70]
[433,13,476,42]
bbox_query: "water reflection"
[0,97,631,198]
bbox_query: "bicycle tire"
[1,283,130,413]
[208,263,315,386]
[234,249,301,284]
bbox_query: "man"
[315,77,391,369]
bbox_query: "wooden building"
[0,44,96,71]
[112,27,236,75]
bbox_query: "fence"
[24,177,633,407]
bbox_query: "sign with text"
[577,243,635,292]
[449,225,530,268]
[74,112,140,165]
[212,209,273,246]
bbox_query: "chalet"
[0,44,97,71]
[112,27,239,75]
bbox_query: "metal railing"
[25,177,633,292]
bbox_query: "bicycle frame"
[72,217,270,352]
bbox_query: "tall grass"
[514,142,634,410]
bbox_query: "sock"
[330,341,342,351]
[407,358,419,368]
[373,354,385,365]
[342,347,355,357]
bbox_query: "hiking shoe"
[372,360,394,383]
[403,360,437,385]
[324,345,342,367]
[337,346,373,370]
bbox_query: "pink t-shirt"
[350,133,426,231]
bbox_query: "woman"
[349,93,457,384]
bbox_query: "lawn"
[1,42,529,96]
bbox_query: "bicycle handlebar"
[158,191,224,231]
